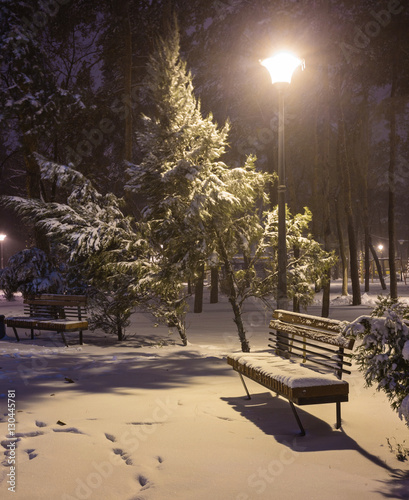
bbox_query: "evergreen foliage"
[2,157,150,340]
[126,23,231,273]
[348,297,409,428]
[0,247,64,299]
[261,207,337,310]
[125,22,276,351]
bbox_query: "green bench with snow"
[227,309,355,436]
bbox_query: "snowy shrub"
[0,266,18,300]
[348,299,409,428]
[371,295,409,319]
[0,247,65,298]
[88,289,134,341]
[261,207,337,311]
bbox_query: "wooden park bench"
[5,294,88,346]
[227,309,355,436]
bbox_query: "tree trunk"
[364,229,370,293]
[321,278,331,318]
[175,319,188,346]
[355,85,371,294]
[369,239,387,290]
[347,214,361,305]
[123,1,133,163]
[337,96,361,305]
[210,266,219,303]
[215,227,250,352]
[388,49,398,299]
[117,323,123,341]
[321,56,332,319]
[194,263,204,313]
[335,196,348,296]
[22,134,50,254]
[293,245,300,313]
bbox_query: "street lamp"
[260,52,303,310]
[0,234,6,269]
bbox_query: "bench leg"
[289,402,306,437]
[60,332,68,347]
[336,402,341,429]
[238,373,251,400]
[31,328,34,340]
[79,330,83,345]
[12,327,20,342]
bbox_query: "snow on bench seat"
[227,353,349,405]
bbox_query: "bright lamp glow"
[0,234,6,241]
[260,52,303,84]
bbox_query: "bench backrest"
[269,309,354,380]
[23,294,87,320]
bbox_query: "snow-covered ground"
[1,279,409,500]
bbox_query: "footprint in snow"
[53,427,85,434]
[113,448,133,466]
[1,438,20,450]
[137,474,149,490]
[104,433,116,442]
[15,431,44,438]
[1,438,21,466]
[25,448,38,460]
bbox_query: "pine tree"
[126,21,232,344]
[2,156,150,340]
[126,21,230,272]
[0,0,85,249]
[348,297,409,429]
[125,22,273,351]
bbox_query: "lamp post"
[0,234,6,269]
[260,52,303,310]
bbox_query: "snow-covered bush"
[371,294,409,319]
[348,298,409,428]
[260,206,337,310]
[0,247,65,299]
[88,288,134,341]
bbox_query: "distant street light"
[260,52,303,310]
[0,234,6,269]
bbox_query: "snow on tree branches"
[347,297,409,428]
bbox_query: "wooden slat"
[269,319,355,350]
[273,309,347,333]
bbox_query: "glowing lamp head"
[378,244,383,251]
[0,234,6,241]
[260,52,303,85]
